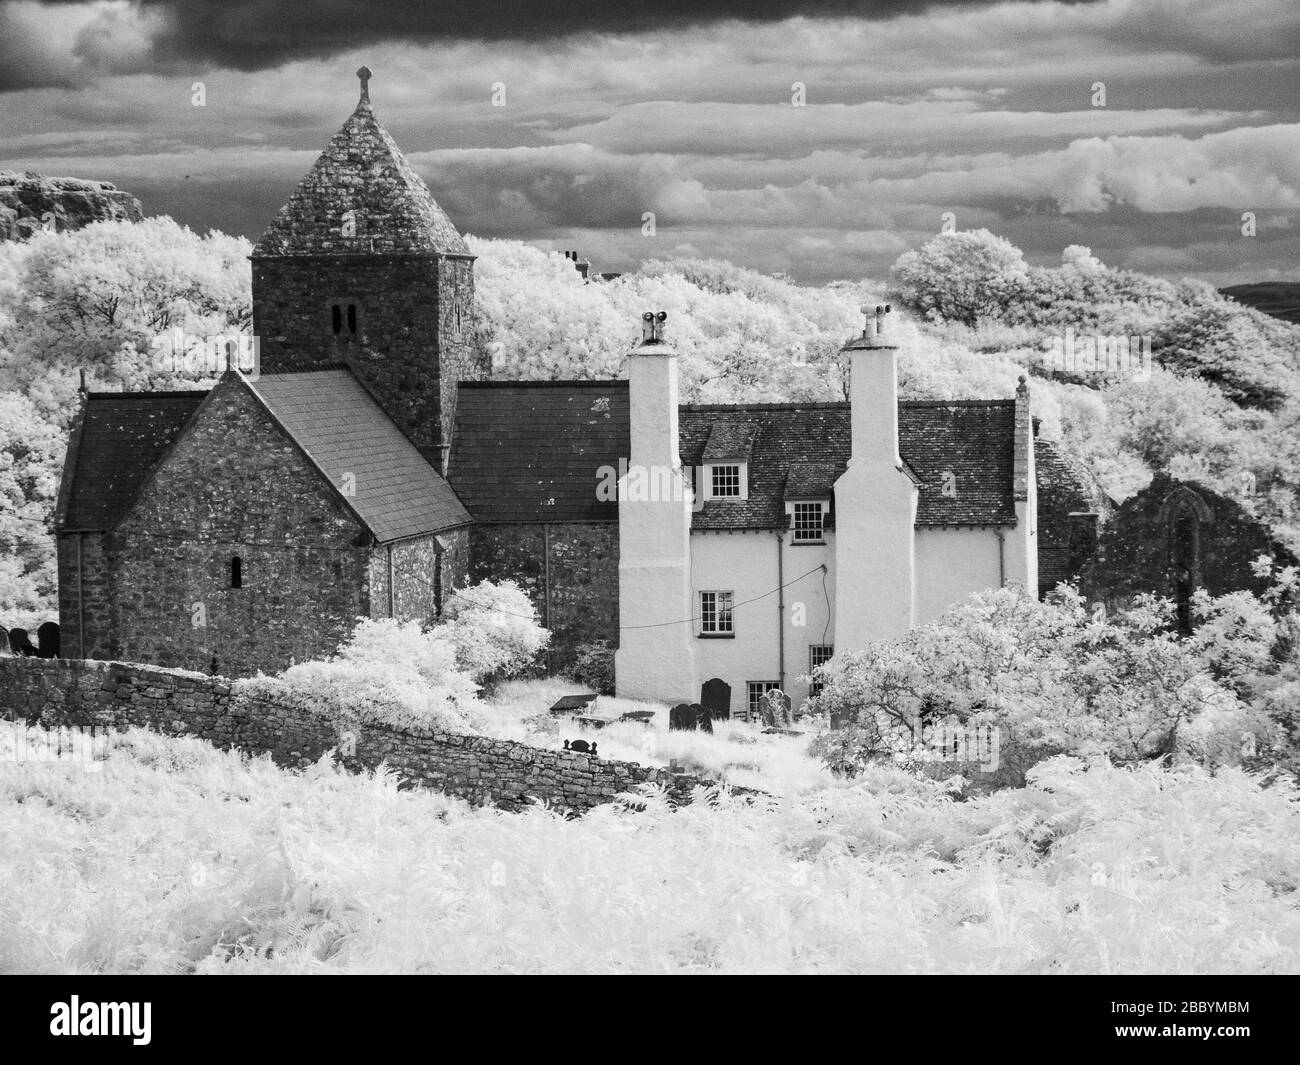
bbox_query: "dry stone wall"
[0,657,725,814]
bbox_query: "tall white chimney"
[614,311,698,703]
[832,304,917,650]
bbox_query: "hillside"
[1222,282,1300,326]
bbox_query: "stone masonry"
[0,657,729,814]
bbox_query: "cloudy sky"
[1,0,1297,284]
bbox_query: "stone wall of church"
[102,380,373,677]
[365,529,470,621]
[468,523,619,674]
[56,531,115,661]
[253,254,483,460]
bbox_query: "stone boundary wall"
[0,658,730,813]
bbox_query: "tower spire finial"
[356,65,372,104]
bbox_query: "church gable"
[102,375,374,676]
[117,374,366,547]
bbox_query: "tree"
[809,586,1272,787]
[889,229,1031,326]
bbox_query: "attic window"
[792,502,826,543]
[711,465,742,498]
[230,556,243,589]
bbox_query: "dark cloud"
[13,0,1105,81]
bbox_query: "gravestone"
[36,621,60,659]
[0,626,7,655]
[690,702,713,734]
[8,627,38,657]
[669,703,696,731]
[700,678,731,721]
[760,688,792,729]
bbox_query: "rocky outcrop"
[0,171,143,241]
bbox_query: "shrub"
[569,640,615,694]
[808,586,1276,787]
[435,579,551,688]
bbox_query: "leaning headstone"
[8,627,38,657]
[37,621,60,659]
[690,702,713,734]
[669,703,696,731]
[700,677,731,721]
[761,688,792,729]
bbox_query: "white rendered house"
[613,305,1037,714]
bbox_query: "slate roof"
[58,370,468,543]
[58,392,206,531]
[250,369,470,542]
[253,97,469,257]
[784,462,836,500]
[449,381,629,523]
[702,422,757,462]
[450,383,1020,529]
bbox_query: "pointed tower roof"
[254,66,470,257]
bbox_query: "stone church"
[54,69,1097,712]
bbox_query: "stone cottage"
[55,68,1080,711]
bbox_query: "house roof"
[249,369,470,542]
[59,370,468,543]
[252,98,469,257]
[58,392,206,531]
[702,421,758,462]
[449,381,630,523]
[450,383,1020,528]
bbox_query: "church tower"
[252,67,481,468]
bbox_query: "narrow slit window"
[331,305,342,334]
[230,556,243,589]
[347,304,358,333]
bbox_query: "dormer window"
[792,501,826,543]
[701,422,756,502]
[711,464,742,497]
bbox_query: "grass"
[481,677,832,795]
[3,719,1298,974]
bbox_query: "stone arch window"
[230,555,243,589]
[331,305,342,335]
[1157,485,1214,635]
[347,303,358,333]
[450,295,465,336]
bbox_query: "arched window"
[347,304,358,333]
[231,556,243,589]
[331,305,342,335]
[1171,511,1197,634]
